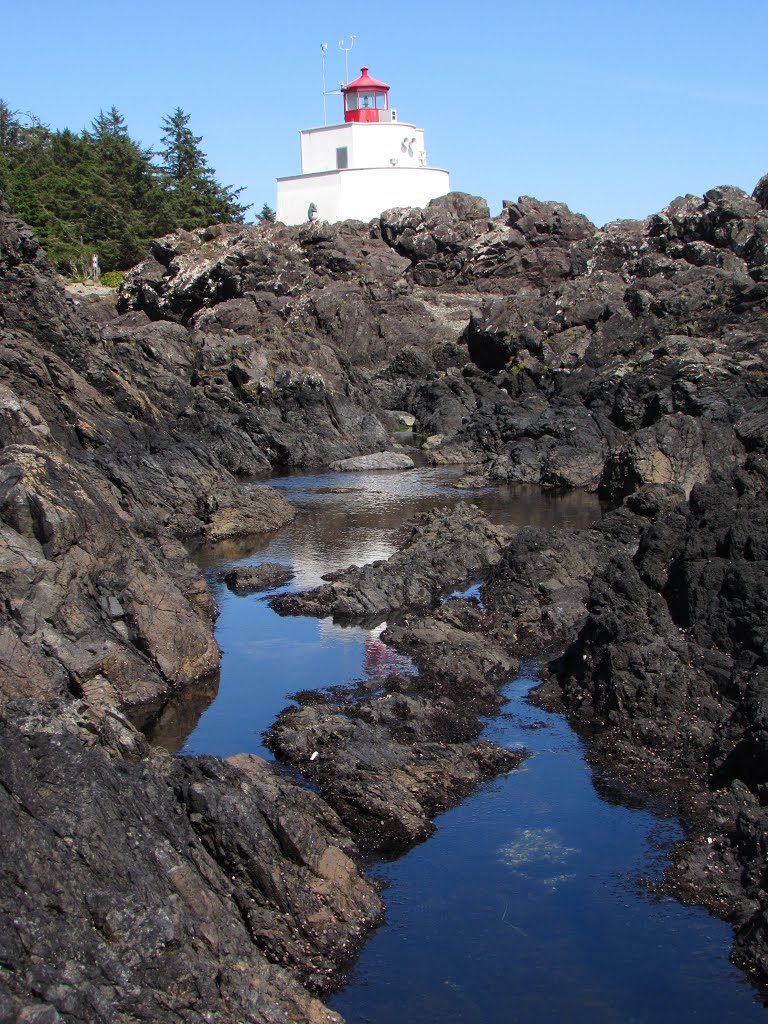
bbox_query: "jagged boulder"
[0,699,381,1020]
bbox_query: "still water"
[330,670,763,1023]
[153,466,766,1022]
[151,467,601,757]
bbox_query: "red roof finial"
[344,67,390,92]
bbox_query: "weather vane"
[338,35,356,86]
[320,36,357,125]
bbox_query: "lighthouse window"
[346,93,358,110]
[360,91,374,108]
[336,147,348,169]
[375,92,386,109]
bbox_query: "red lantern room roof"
[344,67,390,93]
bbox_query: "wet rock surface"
[267,681,522,858]
[267,522,528,857]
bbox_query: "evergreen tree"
[90,106,128,139]
[0,97,251,273]
[159,106,249,228]
[159,107,207,183]
[0,100,23,159]
[257,203,276,223]
[7,165,43,226]
[84,106,165,265]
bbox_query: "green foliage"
[7,165,43,226]
[158,107,249,230]
[257,203,276,223]
[99,270,124,288]
[0,98,251,274]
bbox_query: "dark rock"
[380,193,593,290]
[480,502,646,655]
[553,457,768,982]
[270,503,509,622]
[222,561,295,594]
[267,687,522,857]
[0,444,220,711]
[0,699,381,1020]
[263,503,526,858]
[385,597,519,712]
[4,161,768,1006]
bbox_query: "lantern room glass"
[345,90,388,113]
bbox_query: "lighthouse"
[276,66,450,225]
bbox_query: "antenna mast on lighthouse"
[320,36,356,126]
[321,43,329,126]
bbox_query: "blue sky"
[2,0,766,227]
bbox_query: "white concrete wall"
[299,122,428,174]
[276,166,450,226]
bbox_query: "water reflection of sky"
[161,470,605,757]
[159,468,765,1020]
[176,595,412,759]
[197,467,605,588]
[170,469,603,757]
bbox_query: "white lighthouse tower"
[276,65,450,225]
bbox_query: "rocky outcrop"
[222,561,295,594]
[0,444,219,711]
[0,700,381,1022]
[265,502,526,858]
[379,192,593,289]
[552,456,768,981]
[0,201,387,1020]
[270,503,509,622]
[268,683,521,857]
[3,164,768,1013]
[480,497,664,655]
[329,451,414,471]
[266,506,526,856]
[265,494,652,858]
[406,184,768,502]
[555,458,768,780]
[112,184,768,507]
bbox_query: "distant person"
[307,202,318,223]
[91,253,100,280]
